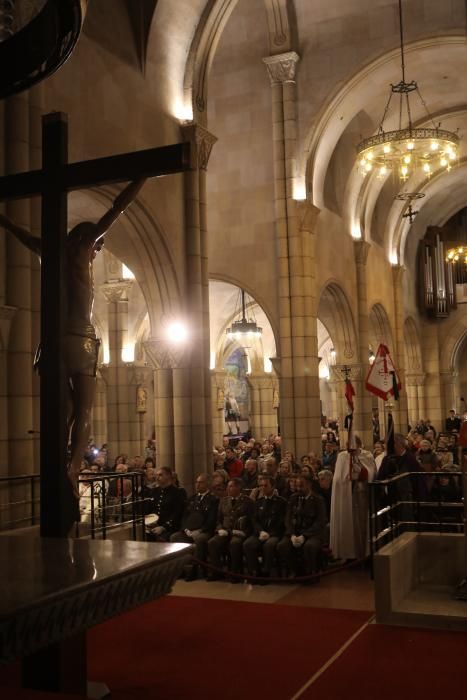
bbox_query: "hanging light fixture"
[226,289,262,339]
[356,0,459,183]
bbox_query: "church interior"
[1,1,467,698]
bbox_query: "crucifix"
[0,112,190,537]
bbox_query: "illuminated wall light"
[166,320,189,344]
[293,180,307,201]
[264,357,272,373]
[389,252,399,265]
[210,351,216,370]
[351,224,362,239]
[122,263,134,279]
[121,345,135,363]
[173,98,193,122]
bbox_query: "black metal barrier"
[0,473,40,529]
[369,469,465,573]
[76,471,149,541]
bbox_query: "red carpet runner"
[299,623,467,700]
[87,596,371,699]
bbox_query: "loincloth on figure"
[64,334,100,377]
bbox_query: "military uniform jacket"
[285,493,326,540]
[181,492,219,534]
[253,494,287,537]
[151,485,186,534]
[217,494,253,536]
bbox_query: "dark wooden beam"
[39,112,74,537]
[0,142,191,202]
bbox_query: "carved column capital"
[439,369,458,384]
[405,372,426,387]
[269,357,281,377]
[353,240,371,266]
[263,51,300,84]
[330,363,363,382]
[144,338,191,370]
[391,264,406,287]
[181,122,218,170]
[296,199,320,233]
[100,280,133,303]
[129,366,153,387]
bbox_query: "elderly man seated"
[170,474,219,580]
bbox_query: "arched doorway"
[209,280,278,445]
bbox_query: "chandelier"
[356,0,459,183]
[226,289,262,339]
[446,246,467,265]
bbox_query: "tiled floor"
[172,564,375,611]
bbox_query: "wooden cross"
[0,112,190,536]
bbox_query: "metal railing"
[0,473,40,530]
[369,469,465,567]
[76,471,148,540]
[0,471,150,541]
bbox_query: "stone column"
[101,280,133,460]
[353,241,373,447]
[144,339,177,471]
[181,123,217,469]
[331,364,363,446]
[263,51,321,455]
[130,366,153,457]
[440,370,459,418]
[211,370,227,448]
[4,93,35,471]
[391,265,409,433]
[405,374,419,428]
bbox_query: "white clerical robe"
[330,449,377,560]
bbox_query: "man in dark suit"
[170,474,219,578]
[145,466,185,541]
[207,478,253,580]
[243,474,286,579]
[277,475,327,579]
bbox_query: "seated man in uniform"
[243,474,286,580]
[145,466,186,541]
[207,478,253,582]
[170,474,219,580]
[277,475,327,581]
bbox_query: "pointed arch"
[404,317,423,372]
[317,281,358,363]
[369,303,395,355]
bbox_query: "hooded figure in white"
[330,436,377,560]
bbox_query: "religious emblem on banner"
[365,344,401,400]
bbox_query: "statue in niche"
[225,393,241,436]
[216,386,224,411]
[0,179,145,497]
[273,388,280,409]
[137,385,148,413]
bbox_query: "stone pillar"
[130,366,153,457]
[211,370,227,448]
[249,374,279,440]
[101,280,133,461]
[440,370,458,418]
[405,374,419,428]
[92,373,108,450]
[420,322,442,431]
[4,92,35,471]
[144,339,177,471]
[181,123,217,470]
[353,241,373,447]
[331,364,363,446]
[391,265,409,433]
[263,51,320,455]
